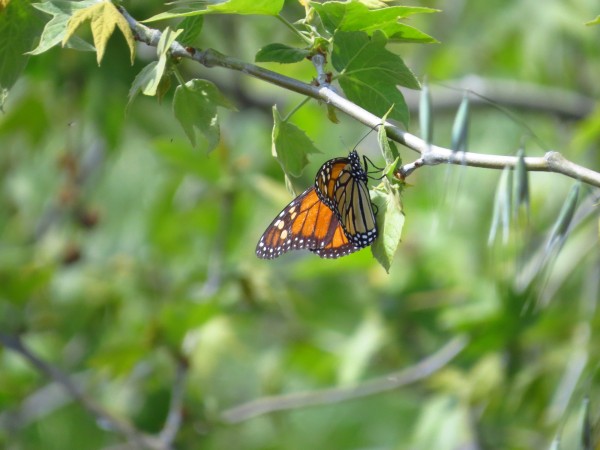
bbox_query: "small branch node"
[397,158,425,179]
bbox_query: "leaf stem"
[277,14,312,45]
[172,65,187,88]
[283,97,311,122]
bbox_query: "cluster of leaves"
[24,0,437,270]
[2,1,600,449]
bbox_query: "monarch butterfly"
[256,150,377,259]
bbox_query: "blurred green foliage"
[1,1,600,449]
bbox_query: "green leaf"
[419,80,433,145]
[62,0,136,65]
[255,43,310,64]
[488,166,512,246]
[29,1,96,55]
[332,30,419,127]
[377,106,400,165]
[178,15,204,45]
[585,15,600,26]
[371,179,404,273]
[157,27,183,59]
[451,93,470,152]
[271,105,321,177]
[378,123,399,165]
[173,79,236,151]
[0,0,45,91]
[128,28,183,105]
[547,183,580,251]
[514,148,529,216]
[312,1,438,43]
[144,0,284,22]
[127,61,161,106]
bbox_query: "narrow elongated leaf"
[332,31,419,126]
[377,108,400,166]
[488,166,511,246]
[173,79,236,151]
[312,1,437,42]
[371,179,404,272]
[144,0,284,22]
[451,94,470,152]
[547,183,580,251]
[63,0,135,65]
[420,80,432,146]
[582,397,591,450]
[514,148,529,217]
[271,106,321,177]
[255,43,310,64]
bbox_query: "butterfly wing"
[256,187,359,259]
[315,157,351,211]
[333,167,378,247]
[315,150,378,248]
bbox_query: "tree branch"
[158,357,187,447]
[118,7,600,188]
[219,335,468,424]
[0,333,165,450]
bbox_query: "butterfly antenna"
[351,124,381,153]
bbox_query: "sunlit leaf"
[62,0,136,65]
[144,0,284,22]
[29,1,97,55]
[312,1,438,43]
[128,27,182,104]
[157,27,183,59]
[332,30,419,126]
[271,105,321,177]
[585,15,600,26]
[326,104,340,123]
[128,61,161,106]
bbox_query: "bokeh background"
[1,0,600,449]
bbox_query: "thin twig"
[118,6,600,188]
[220,335,468,424]
[0,333,163,450]
[158,358,187,446]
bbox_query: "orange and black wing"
[315,150,377,248]
[315,156,351,211]
[256,187,359,259]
